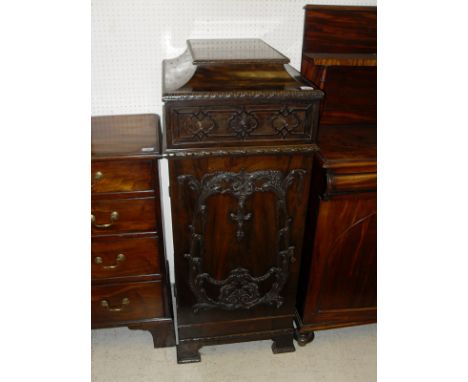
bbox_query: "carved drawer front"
[91,281,165,325]
[91,197,157,236]
[91,236,161,281]
[91,159,156,194]
[166,103,317,148]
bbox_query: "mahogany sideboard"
[295,125,377,344]
[294,5,377,345]
[91,114,175,347]
[162,39,324,363]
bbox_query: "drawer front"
[91,197,157,235]
[326,172,377,195]
[91,159,156,193]
[92,236,161,280]
[164,102,320,149]
[92,281,165,325]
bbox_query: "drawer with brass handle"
[91,159,156,193]
[91,281,165,326]
[91,236,162,280]
[91,197,157,235]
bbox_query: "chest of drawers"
[91,114,175,347]
[163,39,323,363]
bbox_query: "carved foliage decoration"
[178,169,305,312]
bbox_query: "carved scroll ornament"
[178,169,305,312]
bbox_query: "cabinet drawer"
[92,281,165,325]
[92,236,161,281]
[326,172,377,194]
[91,159,156,193]
[91,197,157,235]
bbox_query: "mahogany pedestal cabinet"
[162,39,324,363]
[91,114,175,347]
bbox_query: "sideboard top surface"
[91,114,161,159]
[318,125,376,170]
[162,39,323,101]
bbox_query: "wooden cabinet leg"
[271,333,296,354]
[177,342,202,364]
[147,326,175,348]
[127,321,175,348]
[294,330,315,347]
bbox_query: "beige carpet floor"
[92,324,376,382]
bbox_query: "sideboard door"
[301,193,377,328]
[169,155,313,336]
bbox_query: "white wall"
[91,0,377,282]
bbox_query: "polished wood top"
[91,114,161,158]
[317,125,376,172]
[188,39,289,64]
[162,39,323,101]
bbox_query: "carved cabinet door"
[169,154,313,330]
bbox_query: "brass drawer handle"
[94,254,126,270]
[91,171,104,188]
[100,297,130,312]
[91,211,119,228]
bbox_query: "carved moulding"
[163,144,319,158]
[228,109,259,139]
[171,103,315,145]
[178,169,305,312]
[271,107,301,138]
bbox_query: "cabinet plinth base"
[177,328,295,364]
[272,334,296,353]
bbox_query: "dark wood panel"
[317,125,377,171]
[91,236,162,281]
[298,193,377,329]
[302,5,377,54]
[91,197,157,236]
[91,281,165,326]
[319,65,376,126]
[91,159,156,193]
